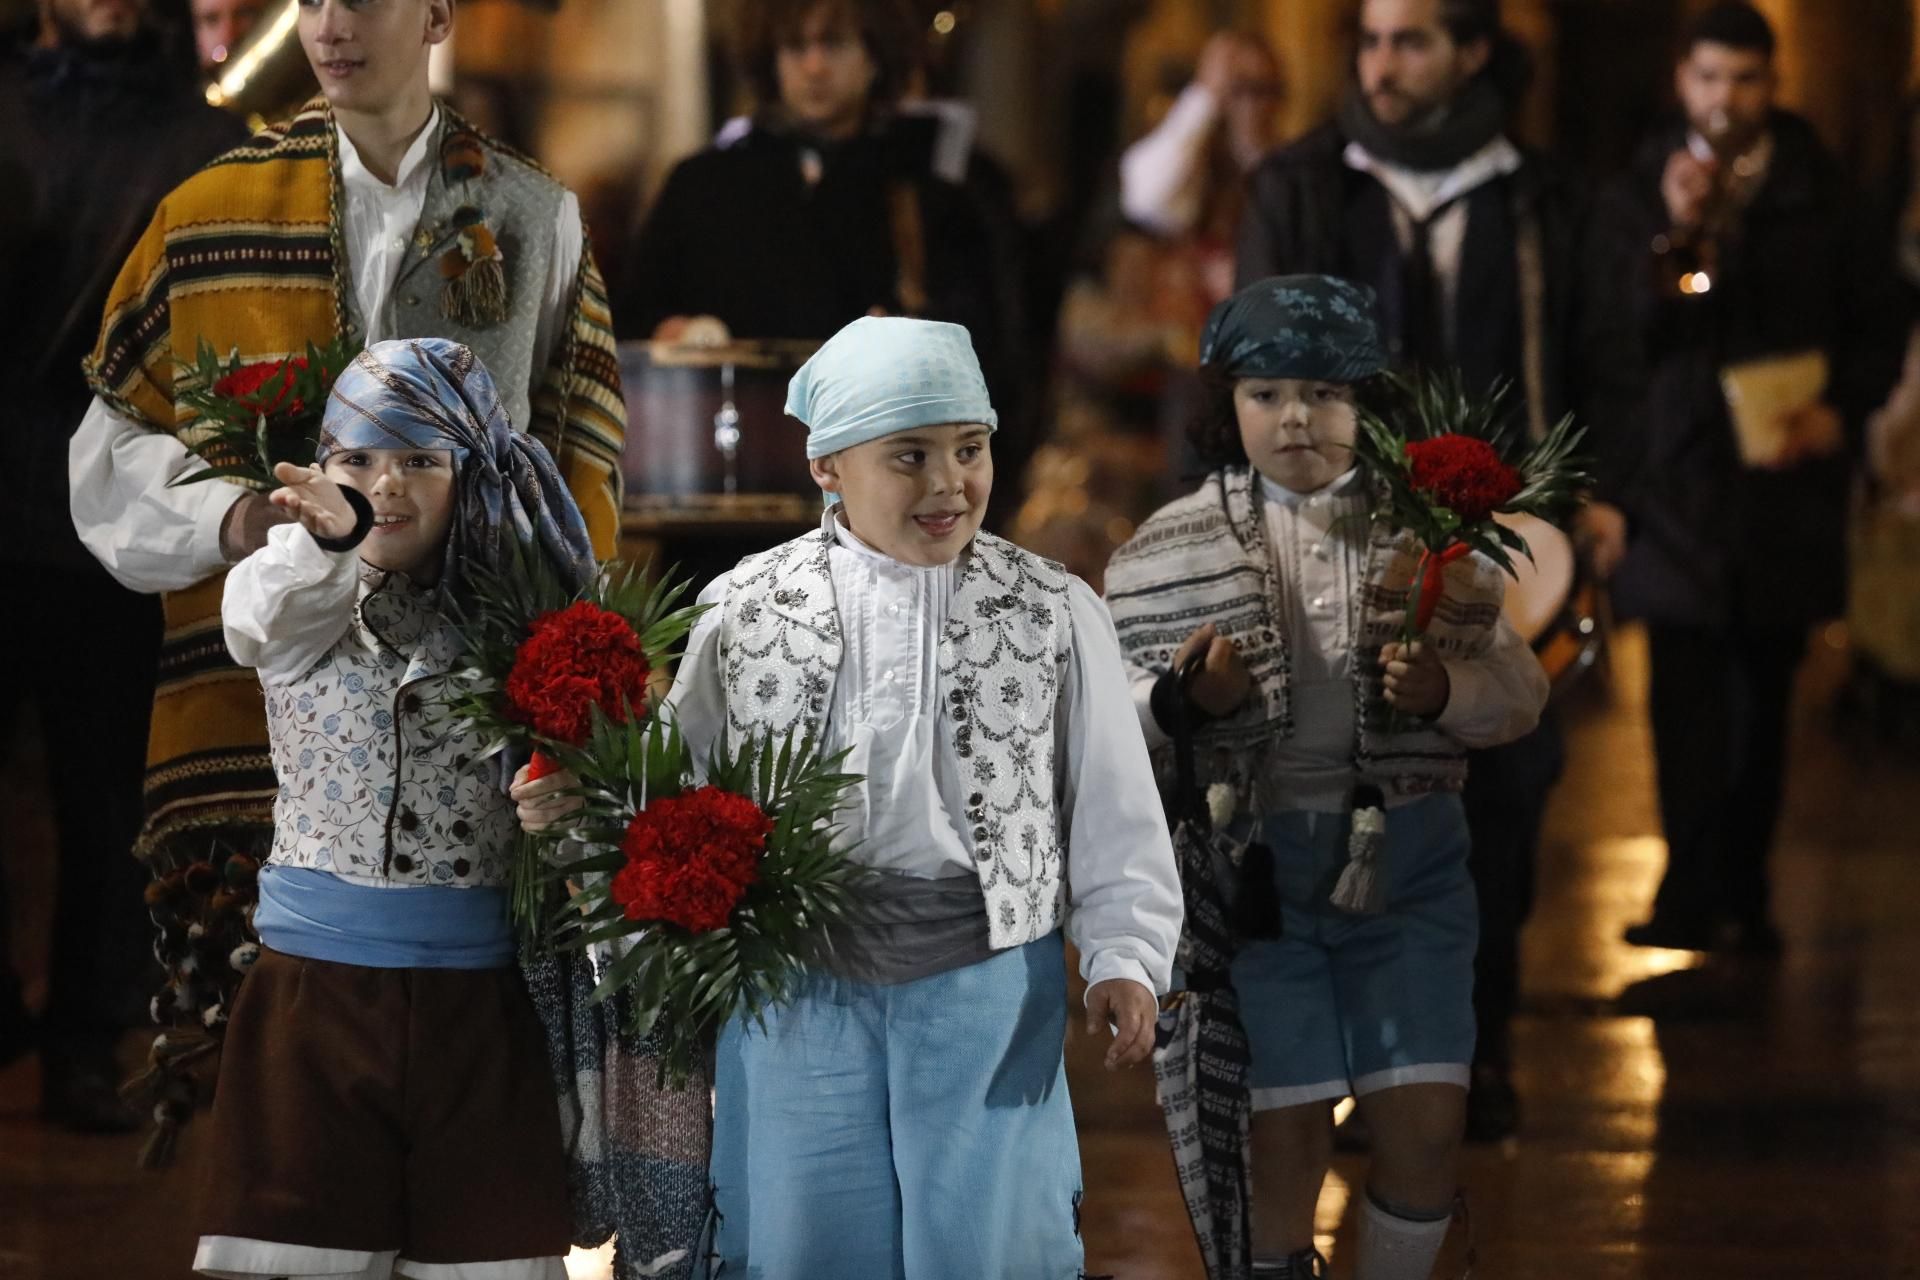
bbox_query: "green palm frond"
[1352,366,1595,579]
[538,711,864,1087]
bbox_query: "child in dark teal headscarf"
[1106,276,1548,1280]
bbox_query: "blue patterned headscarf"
[1199,275,1386,383]
[317,338,596,597]
[786,317,996,503]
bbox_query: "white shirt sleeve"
[1059,578,1184,1000]
[69,396,251,594]
[1435,614,1550,749]
[532,190,586,378]
[1118,82,1222,237]
[660,573,734,778]
[221,522,360,685]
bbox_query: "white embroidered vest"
[262,568,517,885]
[719,526,1075,949]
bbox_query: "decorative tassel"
[1206,781,1237,829]
[137,1111,180,1171]
[443,254,507,328]
[438,215,508,328]
[1331,784,1389,914]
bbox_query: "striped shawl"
[1104,465,1509,800]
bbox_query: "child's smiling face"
[321,447,456,581]
[1234,377,1359,494]
[809,423,993,567]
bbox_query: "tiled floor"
[5,624,1918,1278]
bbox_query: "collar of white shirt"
[1260,466,1363,510]
[336,106,441,195]
[1342,134,1523,223]
[830,510,957,576]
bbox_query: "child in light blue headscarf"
[197,338,594,1280]
[663,315,1184,1279]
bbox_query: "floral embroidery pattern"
[263,571,515,885]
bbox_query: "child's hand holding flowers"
[509,760,585,834]
[1379,640,1450,719]
[268,461,358,542]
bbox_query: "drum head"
[1495,512,1575,644]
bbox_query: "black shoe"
[1465,1061,1520,1143]
[1623,914,1718,951]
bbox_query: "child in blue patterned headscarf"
[199,339,590,1280]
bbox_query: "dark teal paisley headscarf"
[1199,274,1387,383]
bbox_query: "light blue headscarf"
[317,338,596,599]
[786,318,997,503]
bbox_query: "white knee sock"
[1351,1193,1451,1280]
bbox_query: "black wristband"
[311,483,375,553]
[1151,665,1222,738]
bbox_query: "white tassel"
[1206,782,1237,829]
[1331,803,1389,913]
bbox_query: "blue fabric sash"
[254,865,514,970]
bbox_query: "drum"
[617,339,821,500]
[1495,513,1604,698]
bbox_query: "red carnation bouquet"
[450,550,709,946]
[1355,370,1590,644]
[542,713,862,1085]
[170,334,360,489]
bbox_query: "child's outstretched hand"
[1086,978,1157,1070]
[1174,622,1252,719]
[1380,640,1450,719]
[269,462,358,541]
[511,762,585,833]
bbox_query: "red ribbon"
[1410,542,1474,636]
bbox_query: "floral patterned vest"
[262,567,516,886]
[719,526,1075,948]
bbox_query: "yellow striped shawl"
[84,98,626,858]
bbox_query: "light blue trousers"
[708,934,1085,1279]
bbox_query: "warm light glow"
[1678,271,1713,295]
[1315,1164,1353,1255]
[210,0,298,107]
[932,10,957,35]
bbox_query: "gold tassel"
[443,254,507,328]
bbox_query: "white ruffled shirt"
[668,520,1184,1000]
[69,109,584,596]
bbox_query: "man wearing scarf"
[1236,0,1588,1143]
[0,0,242,1132]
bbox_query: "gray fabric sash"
[822,871,994,986]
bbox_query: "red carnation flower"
[1404,434,1522,524]
[610,786,771,932]
[213,357,310,416]
[504,601,653,745]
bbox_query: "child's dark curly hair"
[1185,365,1397,471]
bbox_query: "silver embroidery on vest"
[720,527,1074,949]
